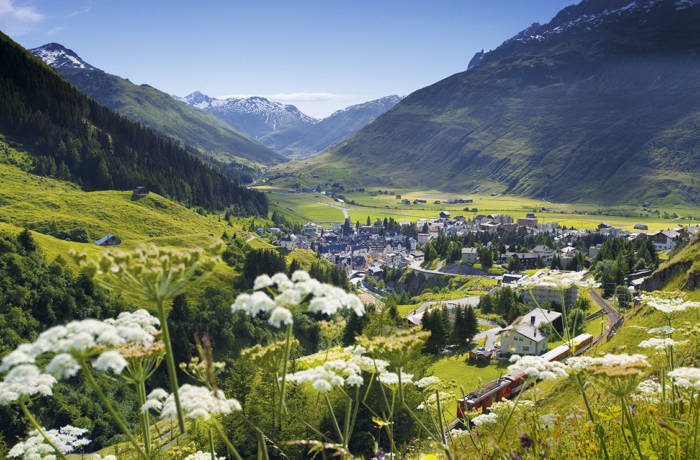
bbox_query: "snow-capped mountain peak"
[179,91,317,139]
[30,43,97,71]
[468,0,700,70]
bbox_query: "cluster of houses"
[276,220,423,272]
[271,208,698,277]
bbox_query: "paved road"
[587,288,623,339]
[318,202,349,219]
[405,296,483,325]
[409,260,497,280]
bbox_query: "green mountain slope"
[308,0,700,205]
[30,43,284,165]
[0,32,266,213]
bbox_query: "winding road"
[318,202,350,219]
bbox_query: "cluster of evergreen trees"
[592,236,659,295]
[0,32,266,214]
[478,286,526,324]
[421,305,478,354]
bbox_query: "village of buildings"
[260,202,697,358]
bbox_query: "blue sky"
[4,0,574,117]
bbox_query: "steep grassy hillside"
[0,32,267,212]
[301,0,700,206]
[31,44,283,165]
[642,235,700,298]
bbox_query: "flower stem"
[156,300,186,434]
[277,323,293,428]
[19,400,67,460]
[620,396,644,460]
[213,420,243,460]
[136,378,152,457]
[79,360,147,459]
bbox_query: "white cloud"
[0,0,43,35]
[219,92,351,103]
[47,26,65,36]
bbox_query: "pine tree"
[464,306,479,342]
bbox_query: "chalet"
[439,211,451,219]
[633,224,649,231]
[131,186,149,200]
[401,199,411,205]
[517,217,538,227]
[278,235,298,251]
[500,308,562,355]
[95,234,121,246]
[649,231,678,251]
[461,247,478,264]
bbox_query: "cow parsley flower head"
[638,337,686,350]
[45,353,80,380]
[231,271,365,327]
[268,307,293,328]
[141,387,168,413]
[647,326,676,335]
[8,425,90,459]
[415,376,441,389]
[378,369,413,386]
[185,452,225,460]
[471,412,498,428]
[160,384,241,420]
[92,350,128,374]
[0,364,56,405]
[0,345,37,372]
[253,274,274,290]
[566,353,650,377]
[641,294,700,314]
[667,367,700,390]
[508,355,568,380]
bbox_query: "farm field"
[261,186,700,231]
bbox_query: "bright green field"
[0,160,264,307]
[429,354,509,417]
[261,186,700,231]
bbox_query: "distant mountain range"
[303,0,700,205]
[180,92,401,158]
[31,43,283,165]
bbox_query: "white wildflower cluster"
[288,351,388,392]
[415,376,441,389]
[8,425,90,459]
[140,387,169,413]
[508,355,568,380]
[641,294,700,314]
[0,310,160,388]
[647,326,676,335]
[667,367,700,390]
[471,412,498,428]
[378,369,414,386]
[416,391,452,410]
[539,413,558,428]
[566,353,650,377]
[489,398,535,419]
[449,428,470,439]
[232,271,365,328]
[0,364,57,405]
[638,337,686,350]
[184,452,225,460]
[633,378,666,403]
[156,384,241,421]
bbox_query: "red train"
[457,333,593,417]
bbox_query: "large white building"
[500,308,562,355]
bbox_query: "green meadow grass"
[262,186,700,231]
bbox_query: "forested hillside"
[0,32,266,214]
